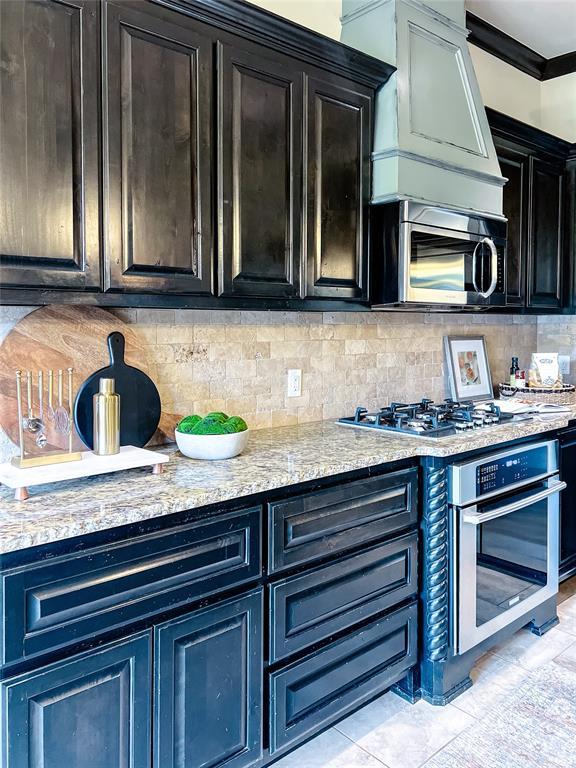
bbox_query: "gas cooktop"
[338,399,516,438]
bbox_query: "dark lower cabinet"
[155,590,263,768]
[269,602,417,753]
[558,427,576,580]
[217,42,304,299]
[1,632,152,768]
[0,0,101,290]
[306,77,371,300]
[103,0,213,294]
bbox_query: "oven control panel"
[476,446,548,496]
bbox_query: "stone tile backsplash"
[0,306,539,461]
[537,316,576,385]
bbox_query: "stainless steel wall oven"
[449,440,564,655]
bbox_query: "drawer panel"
[268,469,418,573]
[269,602,417,753]
[2,507,261,665]
[270,532,418,661]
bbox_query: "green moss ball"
[205,411,229,424]
[177,414,202,434]
[191,417,228,435]
[224,416,248,433]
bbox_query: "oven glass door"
[455,477,563,655]
[404,224,505,305]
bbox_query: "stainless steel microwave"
[371,201,507,309]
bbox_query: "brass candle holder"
[12,368,82,468]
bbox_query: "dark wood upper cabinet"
[489,108,570,312]
[0,0,101,290]
[103,1,213,294]
[217,42,304,299]
[306,78,371,301]
[527,157,564,309]
[496,144,529,307]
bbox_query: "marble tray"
[0,445,169,500]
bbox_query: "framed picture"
[443,335,493,402]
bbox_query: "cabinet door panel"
[496,144,529,307]
[0,0,100,289]
[155,590,263,768]
[218,43,303,298]
[104,1,213,294]
[1,633,151,768]
[528,157,564,309]
[306,78,371,300]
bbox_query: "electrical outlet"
[287,368,302,398]
[559,355,571,375]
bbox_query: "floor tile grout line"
[411,710,480,768]
[333,726,393,768]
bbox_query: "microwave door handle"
[462,481,567,525]
[472,238,499,298]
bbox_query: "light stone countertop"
[1,413,574,556]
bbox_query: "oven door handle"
[462,481,567,525]
[472,238,498,299]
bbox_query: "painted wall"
[469,45,543,129]
[470,45,576,142]
[540,73,576,142]
[246,0,342,39]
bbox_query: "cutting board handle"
[107,332,126,367]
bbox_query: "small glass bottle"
[509,357,519,387]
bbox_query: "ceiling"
[466,0,576,58]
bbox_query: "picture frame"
[443,335,494,402]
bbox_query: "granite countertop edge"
[1,413,574,557]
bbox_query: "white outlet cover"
[559,355,571,375]
[287,369,302,398]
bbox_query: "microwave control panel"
[476,446,548,496]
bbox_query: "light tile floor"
[273,576,576,768]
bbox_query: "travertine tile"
[450,652,529,719]
[335,693,474,768]
[0,306,542,463]
[272,728,387,768]
[490,625,576,671]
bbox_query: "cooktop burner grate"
[338,399,514,438]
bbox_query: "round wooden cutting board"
[0,305,177,455]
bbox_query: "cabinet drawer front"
[268,469,418,573]
[1,632,151,768]
[155,590,263,768]
[2,508,261,665]
[269,603,417,753]
[270,532,418,662]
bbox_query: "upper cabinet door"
[218,42,304,299]
[527,157,564,309]
[103,1,213,294]
[0,0,100,290]
[495,143,530,307]
[305,78,371,300]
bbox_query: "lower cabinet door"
[1,632,152,768]
[155,590,263,768]
[269,602,417,754]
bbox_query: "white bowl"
[175,429,249,460]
